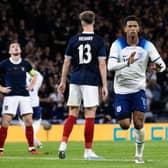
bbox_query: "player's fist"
[57,82,66,94]
[150,63,162,72]
[127,51,138,65]
[0,86,11,93]
[154,64,162,72]
[101,86,108,102]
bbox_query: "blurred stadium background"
[0,0,168,132]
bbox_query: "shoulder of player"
[111,37,127,49]
[1,58,10,64]
[21,59,34,69]
[66,35,79,45]
[69,34,79,41]
[138,38,155,49]
[0,58,11,67]
[21,59,31,64]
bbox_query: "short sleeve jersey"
[0,58,33,96]
[65,32,106,86]
[109,37,161,94]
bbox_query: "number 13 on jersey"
[78,44,92,64]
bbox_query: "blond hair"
[79,10,95,24]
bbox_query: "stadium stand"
[0,0,167,123]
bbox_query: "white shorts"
[2,96,33,116]
[67,84,99,107]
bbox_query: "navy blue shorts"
[114,90,147,120]
[32,106,41,120]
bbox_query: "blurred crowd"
[0,0,168,123]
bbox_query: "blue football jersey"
[65,32,106,86]
[0,58,33,96]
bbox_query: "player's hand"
[0,86,11,93]
[26,85,33,91]
[127,51,138,65]
[57,82,66,94]
[101,86,108,102]
[153,63,162,72]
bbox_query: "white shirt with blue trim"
[26,70,43,107]
[108,38,166,94]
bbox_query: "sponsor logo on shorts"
[116,105,121,112]
[4,105,8,110]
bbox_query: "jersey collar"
[82,31,94,34]
[9,57,22,64]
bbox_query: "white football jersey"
[108,38,166,94]
[26,70,43,107]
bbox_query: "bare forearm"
[99,60,107,87]
[31,74,37,87]
[0,85,3,92]
[0,85,11,93]
[61,58,71,83]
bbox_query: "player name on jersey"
[79,36,93,41]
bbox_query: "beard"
[130,33,138,43]
[126,32,139,45]
[131,35,135,40]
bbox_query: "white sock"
[85,149,92,153]
[29,147,35,151]
[0,148,4,151]
[134,128,145,157]
[19,118,42,146]
[34,137,42,146]
[59,142,67,151]
[33,119,42,146]
[19,118,25,129]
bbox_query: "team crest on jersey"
[116,105,121,112]
[137,52,143,59]
[21,67,25,71]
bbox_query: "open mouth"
[13,52,19,56]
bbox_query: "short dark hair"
[123,15,140,26]
[79,11,95,24]
[8,40,20,48]
[10,40,19,44]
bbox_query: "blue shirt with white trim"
[0,58,33,96]
[65,32,106,86]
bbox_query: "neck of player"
[11,55,21,62]
[83,25,94,33]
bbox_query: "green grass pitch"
[0,141,168,168]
